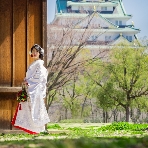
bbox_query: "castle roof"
[67,1,118,7]
[54,12,140,33]
[55,13,132,19]
[110,34,130,45]
[54,0,141,39]
[74,11,118,29]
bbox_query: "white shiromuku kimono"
[12,60,50,134]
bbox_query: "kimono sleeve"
[26,65,42,83]
[26,63,48,98]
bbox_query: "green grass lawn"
[0,122,148,148]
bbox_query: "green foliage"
[98,122,148,131]
[132,97,148,111]
[109,44,148,93]
[47,124,62,129]
[67,127,82,131]
[83,43,148,121]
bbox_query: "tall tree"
[86,43,148,122]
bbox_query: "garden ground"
[0,122,148,148]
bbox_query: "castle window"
[105,36,111,41]
[115,20,118,25]
[115,20,122,26]
[92,35,97,41]
[101,7,107,11]
[119,21,122,25]
[126,36,132,42]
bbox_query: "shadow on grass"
[0,136,148,148]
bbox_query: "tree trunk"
[90,99,94,121]
[81,97,87,117]
[47,91,56,109]
[103,110,106,123]
[130,108,133,122]
[105,111,108,123]
[65,108,68,119]
[113,109,117,122]
[125,106,130,122]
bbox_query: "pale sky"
[47,0,148,38]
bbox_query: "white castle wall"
[108,19,127,26]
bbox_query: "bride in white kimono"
[11,44,50,134]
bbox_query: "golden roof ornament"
[131,21,134,26]
[94,5,96,11]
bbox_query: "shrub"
[98,122,148,131]
[47,124,62,129]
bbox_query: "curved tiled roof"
[74,11,118,29]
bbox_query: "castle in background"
[47,0,145,123]
[47,0,140,57]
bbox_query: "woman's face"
[32,48,40,59]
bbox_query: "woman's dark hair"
[31,44,44,60]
